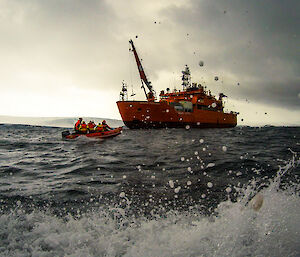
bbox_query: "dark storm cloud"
[231,79,300,110]
[161,0,300,109]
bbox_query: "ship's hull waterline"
[117,101,237,129]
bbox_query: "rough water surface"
[0,124,299,256]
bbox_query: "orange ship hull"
[117,101,237,129]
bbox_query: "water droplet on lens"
[174,186,181,194]
[119,192,125,198]
[207,182,213,188]
[225,187,232,193]
[222,146,227,152]
[199,139,204,143]
[185,125,190,130]
[199,61,204,67]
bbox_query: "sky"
[0,0,299,126]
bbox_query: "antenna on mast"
[119,81,128,101]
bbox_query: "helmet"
[79,118,82,120]
[102,120,106,124]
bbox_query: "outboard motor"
[62,130,70,138]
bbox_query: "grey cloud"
[0,0,126,91]
[159,0,300,110]
[228,79,300,109]
[0,0,299,120]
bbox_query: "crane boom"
[129,39,155,101]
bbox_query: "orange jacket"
[88,122,96,129]
[95,124,104,131]
[75,120,81,130]
[79,123,87,132]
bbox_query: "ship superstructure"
[117,40,237,129]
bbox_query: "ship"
[117,39,238,129]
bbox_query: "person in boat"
[79,121,88,133]
[95,122,104,132]
[74,118,82,132]
[87,120,96,133]
[102,120,112,131]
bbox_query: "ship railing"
[224,111,239,115]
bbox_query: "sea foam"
[0,154,299,257]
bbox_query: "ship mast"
[182,65,191,89]
[129,39,155,101]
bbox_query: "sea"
[0,124,299,257]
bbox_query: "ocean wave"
[0,153,299,257]
[0,125,299,256]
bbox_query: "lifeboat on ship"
[62,127,122,139]
[117,39,238,129]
